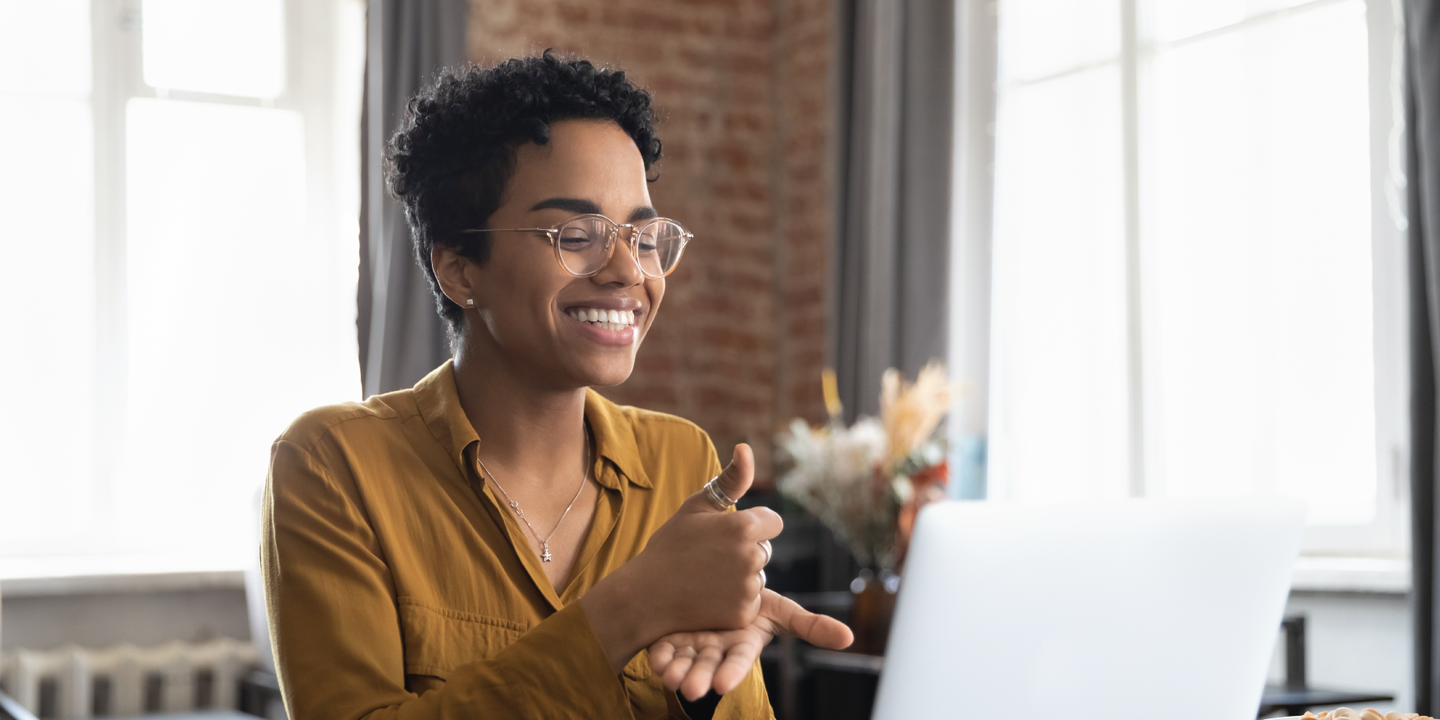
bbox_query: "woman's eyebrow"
[627,206,658,222]
[530,197,601,214]
[530,197,658,223]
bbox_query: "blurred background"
[0,0,1430,717]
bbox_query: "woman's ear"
[432,243,477,310]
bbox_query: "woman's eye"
[558,232,594,248]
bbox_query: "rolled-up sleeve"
[262,439,632,720]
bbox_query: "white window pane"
[122,98,356,561]
[999,0,1120,83]
[0,96,95,549]
[0,0,90,97]
[991,68,1130,502]
[1153,0,1317,44]
[1149,1,1374,524]
[142,0,286,98]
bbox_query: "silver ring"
[703,477,737,510]
[758,539,772,566]
[759,568,767,589]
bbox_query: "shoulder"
[274,389,419,456]
[616,404,711,448]
[269,389,424,500]
[267,389,425,513]
[592,392,712,449]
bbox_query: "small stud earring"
[466,299,474,308]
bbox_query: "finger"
[650,632,701,673]
[762,590,855,650]
[794,613,854,650]
[714,443,755,506]
[680,644,726,701]
[739,505,784,543]
[748,544,772,577]
[649,640,676,673]
[711,635,765,694]
[747,580,765,621]
[661,645,698,691]
[683,444,754,514]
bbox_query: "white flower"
[776,361,955,568]
[777,417,890,562]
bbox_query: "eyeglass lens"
[556,217,687,277]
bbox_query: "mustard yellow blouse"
[261,361,773,719]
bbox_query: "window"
[986,0,1407,557]
[0,0,365,575]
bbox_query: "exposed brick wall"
[769,0,835,441]
[466,0,834,484]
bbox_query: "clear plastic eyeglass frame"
[458,213,694,279]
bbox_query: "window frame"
[973,0,1409,560]
[0,0,363,574]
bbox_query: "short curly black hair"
[384,50,663,333]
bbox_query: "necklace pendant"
[541,546,553,562]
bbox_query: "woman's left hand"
[648,589,854,701]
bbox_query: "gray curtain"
[833,0,955,421]
[358,0,469,397]
[1410,0,1440,712]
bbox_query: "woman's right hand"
[631,443,780,632]
[580,443,780,673]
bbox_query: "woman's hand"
[649,589,854,700]
[581,444,780,673]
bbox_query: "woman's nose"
[591,228,645,286]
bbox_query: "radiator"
[0,638,257,719]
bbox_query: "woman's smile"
[562,300,643,346]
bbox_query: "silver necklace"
[476,442,590,563]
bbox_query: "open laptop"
[871,498,1305,720]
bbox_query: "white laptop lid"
[871,499,1305,720]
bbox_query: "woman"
[261,52,852,719]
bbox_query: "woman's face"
[464,119,666,390]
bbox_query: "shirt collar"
[412,361,652,490]
[584,388,652,490]
[414,361,480,473]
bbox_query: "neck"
[452,340,589,492]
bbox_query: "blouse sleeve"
[261,439,634,720]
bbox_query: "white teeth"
[569,308,636,328]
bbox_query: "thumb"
[686,443,755,513]
[763,592,854,650]
[790,610,854,651]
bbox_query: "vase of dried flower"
[848,567,899,656]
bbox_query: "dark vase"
[848,567,899,655]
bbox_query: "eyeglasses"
[459,214,694,279]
